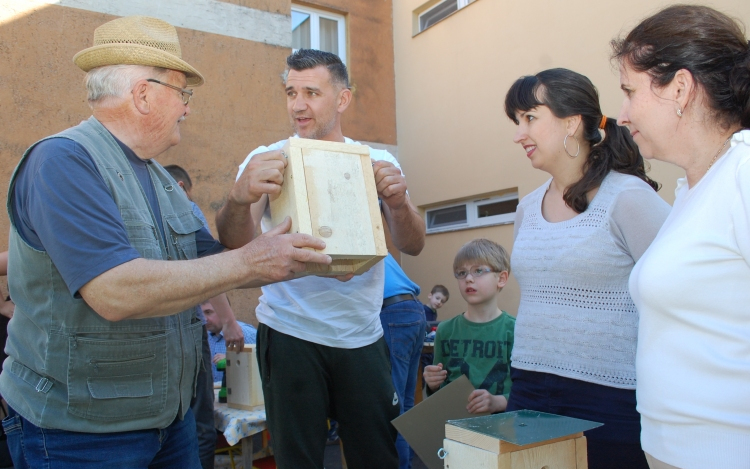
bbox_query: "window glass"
[427,205,467,230]
[476,199,517,218]
[292,11,311,49]
[291,6,346,63]
[425,192,517,234]
[319,17,339,55]
[419,0,458,31]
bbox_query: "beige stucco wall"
[393,0,750,319]
[0,0,396,324]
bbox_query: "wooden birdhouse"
[225,345,264,411]
[269,137,388,276]
[441,410,601,469]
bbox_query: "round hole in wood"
[344,172,351,180]
[318,226,333,238]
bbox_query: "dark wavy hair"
[504,68,659,213]
[611,4,750,130]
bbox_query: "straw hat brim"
[73,43,204,87]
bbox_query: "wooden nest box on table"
[269,137,388,276]
[226,345,264,411]
[441,410,601,469]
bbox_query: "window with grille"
[425,192,518,234]
[417,0,476,33]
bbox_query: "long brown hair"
[504,68,659,213]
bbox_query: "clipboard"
[391,375,490,469]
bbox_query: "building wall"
[393,0,750,320]
[0,0,396,325]
[308,0,398,145]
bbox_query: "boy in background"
[420,285,448,375]
[423,285,449,322]
[423,239,514,414]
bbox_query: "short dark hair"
[504,68,660,213]
[453,239,511,275]
[286,49,349,89]
[430,285,450,300]
[164,164,192,190]
[611,4,750,129]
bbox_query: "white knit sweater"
[511,171,670,389]
[630,130,750,469]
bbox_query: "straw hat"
[73,16,204,86]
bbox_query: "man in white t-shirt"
[216,49,425,469]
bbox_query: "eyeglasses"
[147,79,193,105]
[454,267,498,280]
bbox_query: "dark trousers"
[506,367,648,469]
[191,326,216,469]
[257,324,399,469]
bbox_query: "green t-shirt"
[431,312,515,399]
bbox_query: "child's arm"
[466,389,507,414]
[423,363,447,392]
[425,324,448,394]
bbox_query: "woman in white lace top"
[613,6,750,469]
[504,68,670,469]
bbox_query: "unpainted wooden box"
[269,137,387,276]
[226,345,264,411]
[442,424,588,469]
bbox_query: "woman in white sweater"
[504,68,670,469]
[612,5,750,469]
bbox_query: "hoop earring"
[563,134,580,158]
[676,108,683,117]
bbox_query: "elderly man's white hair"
[85,65,170,107]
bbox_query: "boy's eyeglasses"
[454,268,498,279]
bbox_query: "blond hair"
[453,239,510,274]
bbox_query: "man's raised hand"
[373,160,408,211]
[231,150,287,206]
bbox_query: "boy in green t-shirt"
[423,239,514,414]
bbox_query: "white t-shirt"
[630,130,750,469]
[236,137,400,348]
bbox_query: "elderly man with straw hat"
[0,16,331,468]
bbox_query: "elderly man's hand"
[230,150,287,206]
[373,160,408,211]
[241,217,331,283]
[212,353,226,364]
[222,319,245,352]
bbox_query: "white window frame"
[291,4,347,65]
[425,192,518,234]
[417,0,475,33]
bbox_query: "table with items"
[214,391,269,469]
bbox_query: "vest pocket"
[166,212,203,260]
[122,215,162,260]
[88,373,153,398]
[66,332,169,422]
